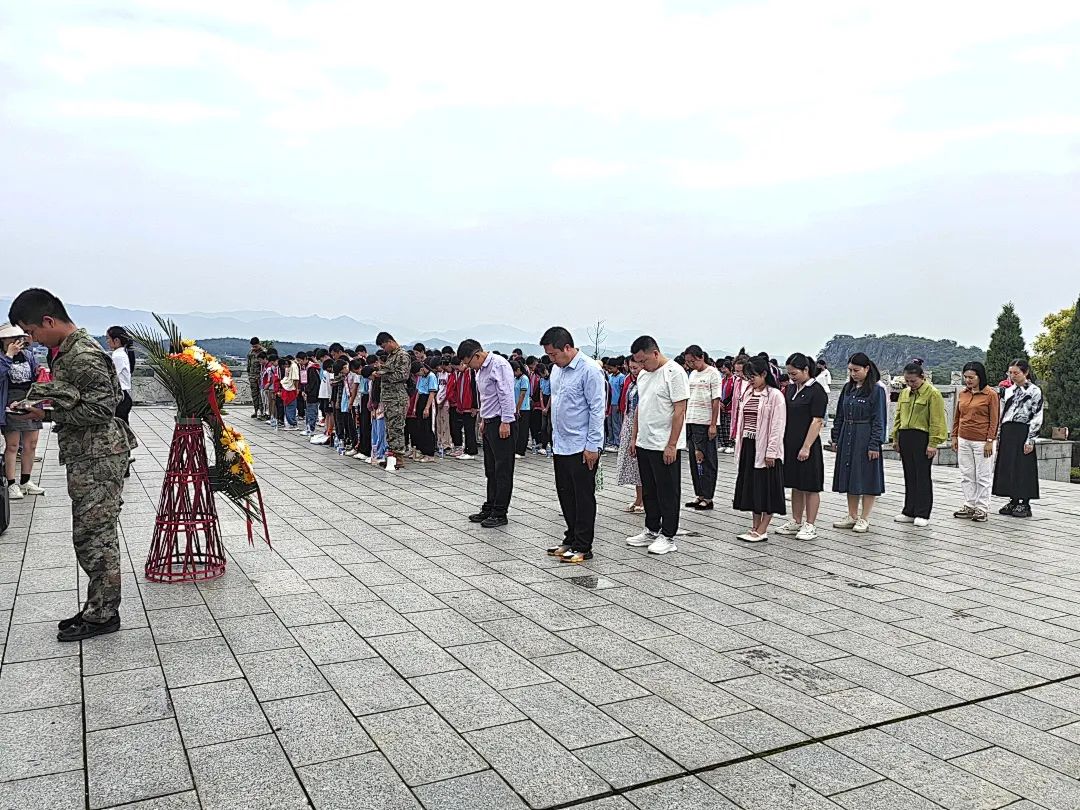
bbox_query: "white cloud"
[550,158,629,181]
[52,99,236,123]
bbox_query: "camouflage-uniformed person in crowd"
[375,331,411,469]
[247,337,264,418]
[8,289,137,642]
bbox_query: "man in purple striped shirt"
[457,339,517,528]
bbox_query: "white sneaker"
[515,454,526,459]
[21,482,45,496]
[853,518,870,533]
[626,529,659,547]
[775,521,802,536]
[796,523,817,541]
[300,430,312,437]
[537,448,548,456]
[647,535,678,555]
[283,425,297,431]
[723,447,735,455]
[913,517,930,528]
[736,531,758,541]
[8,483,24,500]
[894,514,915,523]
[833,516,857,529]
[458,454,476,460]
[355,453,370,461]
[739,532,768,543]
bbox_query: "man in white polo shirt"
[626,335,689,555]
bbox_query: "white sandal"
[625,503,644,513]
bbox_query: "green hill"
[818,334,985,375]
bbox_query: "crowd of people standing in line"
[239,327,1045,563]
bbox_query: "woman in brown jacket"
[951,361,999,522]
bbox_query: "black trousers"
[637,448,682,538]
[297,395,306,419]
[515,410,531,455]
[482,418,516,516]
[115,391,133,424]
[554,453,598,552]
[898,428,933,519]
[687,423,718,500]
[358,396,372,456]
[413,393,436,457]
[339,409,357,447]
[451,410,478,455]
[530,409,544,444]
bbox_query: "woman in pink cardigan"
[732,356,787,542]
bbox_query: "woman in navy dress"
[827,352,886,534]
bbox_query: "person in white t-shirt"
[625,335,689,555]
[683,345,721,511]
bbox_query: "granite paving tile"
[0,656,81,714]
[86,719,192,809]
[404,607,494,646]
[361,705,487,785]
[0,704,83,782]
[447,640,552,689]
[187,733,308,810]
[297,752,423,810]
[84,666,173,731]
[503,682,634,749]
[706,708,809,752]
[408,669,526,732]
[0,770,84,810]
[533,652,651,705]
[638,634,755,682]
[464,720,610,809]
[288,619,376,664]
[478,615,576,658]
[601,696,746,770]
[320,657,425,716]
[368,630,463,677]
[952,746,1080,810]
[622,661,751,721]
[81,627,161,675]
[145,605,219,643]
[936,704,1080,778]
[701,758,842,810]
[263,691,374,766]
[558,625,663,669]
[624,775,740,810]
[335,599,417,636]
[236,647,329,701]
[157,637,243,688]
[575,738,684,790]
[768,742,883,796]
[411,770,528,810]
[831,780,946,810]
[171,678,270,747]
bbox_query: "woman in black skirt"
[992,359,1043,518]
[733,356,787,542]
[775,353,827,541]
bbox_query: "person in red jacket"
[446,359,479,459]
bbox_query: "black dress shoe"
[469,512,491,523]
[57,615,121,642]
[693,501,715,511]
[685,499,703,508]
[58,611,84,631]
[480,514,508,528]
[1011,503,1032,518]
[999,501,1018,516]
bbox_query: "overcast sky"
[2,0,1078,352]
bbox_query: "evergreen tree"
[1047,295,1080,435]
[985,302,1027,385]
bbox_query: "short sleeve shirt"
[635,360,690,451]
[686,366,722,425]
[514,375,531,410]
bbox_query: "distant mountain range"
[0,298,707,358]
[818,333,985,374]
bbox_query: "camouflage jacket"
[28,328,138,465]
[246,348,261,381]
[380,347,411,400]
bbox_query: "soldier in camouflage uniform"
[8,289,138,642]
[375,332,410,469]
[247,337,264,418]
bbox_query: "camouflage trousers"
[67,453,128,622]
[383,396,407,453]
[248,375,261,411]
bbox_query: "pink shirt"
[734,385,787,468]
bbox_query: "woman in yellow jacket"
[891,360,948,527]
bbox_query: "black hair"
[456,339,482,361]
[315,348,328,359]
[684,344,705,360]
[816,358,828,368]
[674,353,686,366]
[539,326,575,350]
[373,332,392,347]
[1009,358,1035,381]
[903,359,926,377]
[347,358,362,371]
[257,351,267,360]
[333,358,348,373]
[296,351,307,360]
[431,357,445,369]
[785,352,815,378]
[106,326,136,372]
[322,358,333,370]
[410,360,423,375]
[376,349,388,359]
[733,354,749,367]
[355,344,367,354]
[8,288,72,327]
[412,342,426,353]
[513,348,523,355]
[719,360,733,372]
[328,342,344,354]
[266,350,279,361]
[747,355,780,389]
[360,364,375,379]
[962,361,989,390]
[511,361,524,374]
[846,352,881,396]
[630,335,659,355]
[525,355,537,366]
[250,337,260,346]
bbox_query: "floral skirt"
[615,408,640,486]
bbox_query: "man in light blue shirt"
[541,326,606,564]
[607,365,625,449]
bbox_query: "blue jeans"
[607,411,623,447]
[305,405,318,433]
[284,401,297,427]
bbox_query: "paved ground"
[3,407,1080,810]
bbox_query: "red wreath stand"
[145,418,227,583]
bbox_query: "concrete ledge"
[883,439,1074,483]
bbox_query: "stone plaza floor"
[3,407,1080,809]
